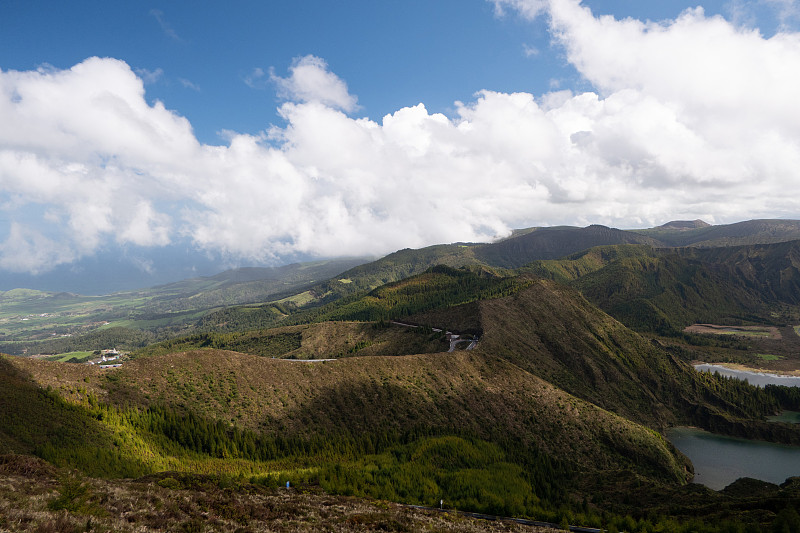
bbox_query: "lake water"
[768,411,800,424]
[694,364,800,387]
[666,427,800,490]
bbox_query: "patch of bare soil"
[682,324,800,373]
[684,324,782,339]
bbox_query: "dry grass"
[684,324,781,339]
[0,455,552,532]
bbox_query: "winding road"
[390,320,479,352]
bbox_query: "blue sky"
[2,0,800,292]
[4,1,563,142]
[0,0,744,143]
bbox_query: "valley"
[5,219,800,531]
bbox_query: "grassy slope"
[134,266,792,438]
[520,244,659,283]
[573,253,773,334]
[634,219,800,247]
[476,279,683,426]
[7,349,690,486]
[401,278,800,445]
[310,245,488,300]
[474,225,660,268]
[197,265,522,334]
[516,241,800,335]
[133,321,449,359]
[0,455,555,533]
[6,267,800,529]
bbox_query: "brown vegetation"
[6,346,690,484]
[684,324,781,339]
[0,455,550,532]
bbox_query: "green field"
[276,290,316,306]
[43,351,94,363]
[0,260,368,356]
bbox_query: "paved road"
[448,338,477,352]
[277,358,337,362]
[391,321,479,352]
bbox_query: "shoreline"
[692,361,800,377]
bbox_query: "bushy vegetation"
[184,266,528,339]
[10,379,573,520]
[10,224,800,531]
[307,266,531,324]
[0,326,155,356]
[132,330,302,359]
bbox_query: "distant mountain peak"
[657,219,711,230]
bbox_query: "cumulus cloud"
[270,55,359,112]
[494,0,800,217]
[4,2,800,274]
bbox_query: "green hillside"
[572,253,774,334]
[634,219,800,247]
[0,258,367,356]
[5,259,800,530]
[9,219,800,359]
[138,265,794,436]
[513,240,800,336]
[245,220,800,319]
[474,224,660,268]
[133,320,450,360]
[519,244,659,283]
[8,220,800,531]
[4,347,691,523]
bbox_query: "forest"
[8,225,800,531]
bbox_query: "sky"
[2,0,800,292]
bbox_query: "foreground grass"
[0,455,553,533]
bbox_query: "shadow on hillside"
[0,357,150,477]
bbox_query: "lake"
[694,364,800,387]
[666,427,800,490]
[768,411,800,424]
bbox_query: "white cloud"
[135,67,163,84]
[270,55,359,113]
[0,223,78,274]
[179,78,200,91]
[492,0,800,217]
[523,43,540,56]
[5,4,800,275]
[767,0,800,28]
[491,0,548,19]
[150,9,183,42]
[244,67,267,89]
[728,0,800,31]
